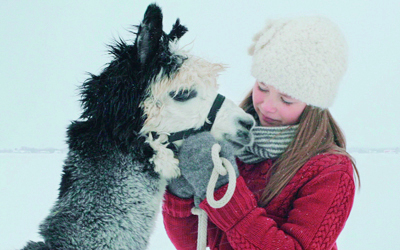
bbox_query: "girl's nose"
[260,97,277,113]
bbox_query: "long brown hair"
[240,90,360,207]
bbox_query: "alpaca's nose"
[238,118,255,131]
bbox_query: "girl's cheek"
[252,87,263,105]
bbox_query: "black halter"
[150,94,226,153]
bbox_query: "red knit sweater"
[162,153,355,250]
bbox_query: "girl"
[163,16,359,250]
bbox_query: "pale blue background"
[1,0,399,150]
[1,1,399,249]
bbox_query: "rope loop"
[210,144,227,175]
[191,142,237,250]
[207,144,236,208]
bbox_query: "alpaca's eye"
[169,89,197,102]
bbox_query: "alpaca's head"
[76,4,254,178]
[134,4,255,178]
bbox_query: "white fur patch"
[146,133,180,179]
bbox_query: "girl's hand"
[178,132,238,206]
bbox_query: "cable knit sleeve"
[200,156,356,249]
[162,190,199,250]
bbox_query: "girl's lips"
[261,114,280,126]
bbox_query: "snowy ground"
[1,153,399,249]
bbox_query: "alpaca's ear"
[137,4,163,66]
[168,19,188,41]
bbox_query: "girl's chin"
[260,121,277,127]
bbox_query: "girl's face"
[252,81,307,127]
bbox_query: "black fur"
[22,4,188,250]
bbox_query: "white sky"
[1,0,399,149]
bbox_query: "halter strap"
[200,94,225,132]
[168,94,225,143]
[149,94,226,152]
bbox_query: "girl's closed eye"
[281,97,293,105]
[258,82,269,92]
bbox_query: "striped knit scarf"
[237,125,299,164]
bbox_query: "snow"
[0,153,176,250]
[1,153,399,249]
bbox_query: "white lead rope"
[191,143,237,250]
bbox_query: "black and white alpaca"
[22,4,254,250]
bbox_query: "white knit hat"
[249,16,348,108]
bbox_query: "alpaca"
[22,4,254,250]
